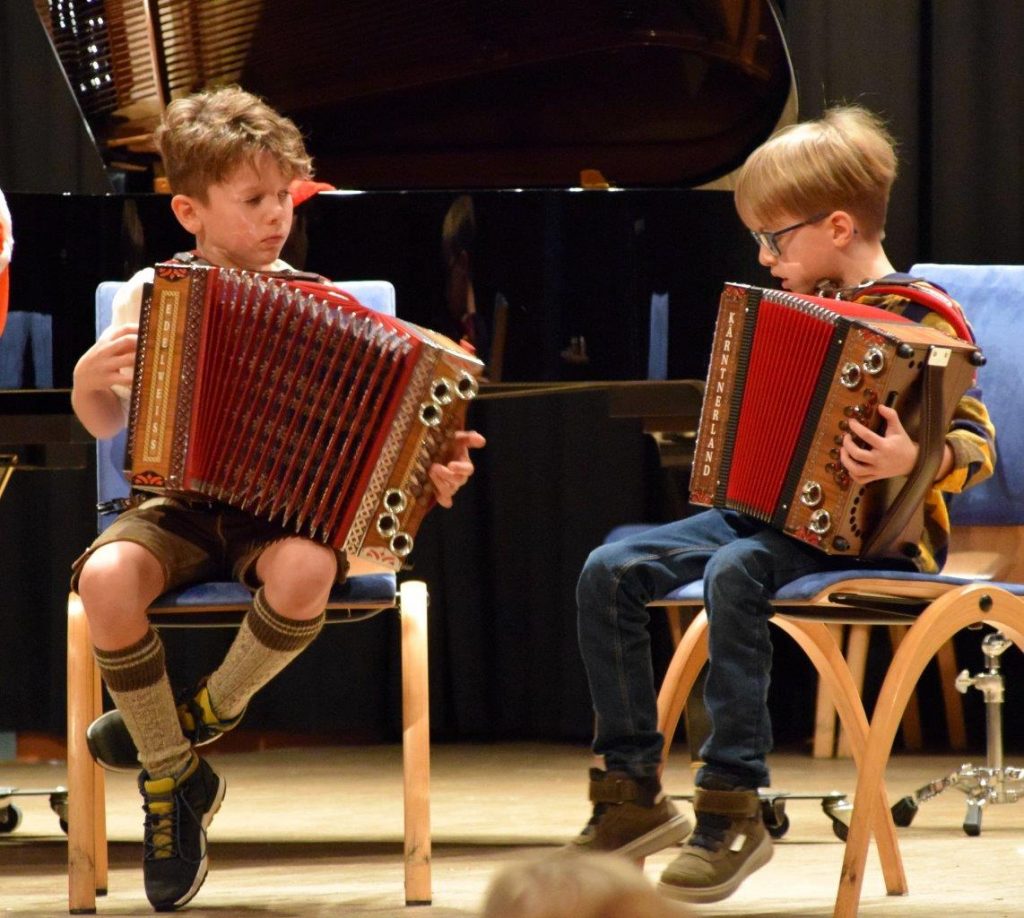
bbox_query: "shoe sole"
[615,813,693,860]
[657,832,773,904]
[159,774,227,912]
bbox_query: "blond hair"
[154,86,312,200]
[480,853,690,918]
[734,105,897,240]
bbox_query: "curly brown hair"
[154,85,312,200]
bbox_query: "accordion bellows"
[126,262,483,570]
[689,282,981,558]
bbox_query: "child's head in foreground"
[480,852,692,918]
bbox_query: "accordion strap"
[861,351,950,560]
[845,278,975,343]
[172,250,329,284]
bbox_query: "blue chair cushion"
[152,573,397,609]
[659,569,1024,606]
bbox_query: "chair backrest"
[911,264,1024,577]
[94,277,397,531]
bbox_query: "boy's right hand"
[73,323,138,393]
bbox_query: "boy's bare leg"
[79,541,225,911]
[78,541,190,777]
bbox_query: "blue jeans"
[576,508,901,788]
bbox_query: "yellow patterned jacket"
[854,275,997,573]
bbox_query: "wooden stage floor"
[2,742,1022,917]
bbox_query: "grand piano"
[0,0,799,743]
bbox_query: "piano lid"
[22,0,793,193]
[242,0,794,189]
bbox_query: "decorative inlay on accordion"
[126,262,484,570]
[689,282,983,559]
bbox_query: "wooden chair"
[67,280,432,913]
[652,264,1024,917]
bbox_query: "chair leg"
[886,627,924,751]
[812,624,845,758]
[835,625,871,757]
[772,619,907,898]
[655,610,709,772]
[399,580,431,906]
[663,605,685,647]
[934,639,967,751]
[657,611,909,903]
[67,592,105,913]
[834,586,1024,918]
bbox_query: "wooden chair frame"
[654,580,1024,916]
[66,581,433,913]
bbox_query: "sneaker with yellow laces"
[139,752,225,911]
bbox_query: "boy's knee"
[582,541,622,582]
[77,542,163,609]
[578,543,620,599]
[704,541,766,588]
[259,539,337,606]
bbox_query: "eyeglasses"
[750,213,828,257]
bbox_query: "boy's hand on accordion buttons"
[841,403,919,484]
[74,323,139,392]
[429,430,486,508]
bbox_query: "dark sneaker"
[88,681,244,773]
[569,768,692,858]
[658,786,772,903]
[140,753,226,911]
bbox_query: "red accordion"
[126,262,484,570]
[689,282,983,558]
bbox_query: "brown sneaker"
[569,768,692,858]
[658,786,772,903]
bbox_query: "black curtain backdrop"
[3,1,1024,753]
[781,0,1024,270]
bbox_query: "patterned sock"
[94,628,191,779]
[206,587,325,720]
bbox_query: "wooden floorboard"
[2,742,1022,916]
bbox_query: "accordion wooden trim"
[689,282,982,558]
[126,262,484,570]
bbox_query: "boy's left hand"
[841,403,919,484]
[429,430,487,508]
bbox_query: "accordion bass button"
[383,488,408,513]
[808,509,832,535]
[376,513,398,536]
[800,481,823,507]
[862,347,886,375]
[431,378,454,405]
[456,371,479,400]
[390,532,414,557]
[839,362,862,389]
[419,403,443,427]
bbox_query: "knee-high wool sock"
[206,586,325,721]
[94,627,191,779]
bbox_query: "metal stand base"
[891,630,1023,835]
[671,790,852,841]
